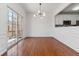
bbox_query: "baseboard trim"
[0,49,7,56]
[29,36,52,37]
[27,35,52,37]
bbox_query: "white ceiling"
[21,3,64,13]
[62,3,79,13]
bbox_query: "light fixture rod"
[39,3,42,13]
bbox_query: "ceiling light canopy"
[33,3,46,17]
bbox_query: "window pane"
[8,24,12,31]
[8,32,13,39]
[13,18,17,23]
[13,11,17,18]
[9,16,12,22]
[13,25,16,38]
[8,9,13,17]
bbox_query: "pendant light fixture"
[33,3,45,17]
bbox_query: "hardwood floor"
[6,37,79,56]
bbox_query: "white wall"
[26,13,53,37]
[0,4,8,55]
[0,3,27,55]
[53,27,79,52]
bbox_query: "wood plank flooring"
[6,37,79,56]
